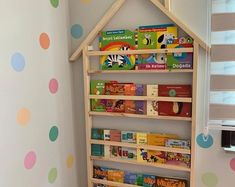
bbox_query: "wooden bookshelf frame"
[74,1,203,187]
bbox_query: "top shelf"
[87,48,194,56]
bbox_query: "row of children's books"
[99,24,193,71]
[91,80,192,117]
[91,128,191,168]
[93,165,187,187]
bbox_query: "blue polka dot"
[197,133,213,148]
[11,53,25,72]
[71,24,83,39]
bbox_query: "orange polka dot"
[17,108,30,126]
[39,33,50,49]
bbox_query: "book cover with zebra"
[99,29,136,70]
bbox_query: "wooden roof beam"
[150,0,209,51]
[69,0,126,62]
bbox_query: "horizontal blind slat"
[211,75,235,91]
[211,44,235,62]
[210,104,235,120]
[212,13,235,31]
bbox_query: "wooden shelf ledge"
[89,111,192,121]
[89,95,192,103]
[91,178,139,187]
[90,140,191,154]
[91,156,191,172]
[87,48,194,56]
[88,69,194,74]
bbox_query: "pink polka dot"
[49,79,59,94]
[24,151,36,170]
[230,158,235,171]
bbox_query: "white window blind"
[207,0,235,131]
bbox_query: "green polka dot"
[48,168,57,183]
[202,172,218,187]
[49,126,59,142]
[50,0,59,8]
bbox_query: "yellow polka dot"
[67,154,74,168]
[81,0,91,3]
[17,108,30,126]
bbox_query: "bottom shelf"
[91,156,191,172]
[91,178,138,187]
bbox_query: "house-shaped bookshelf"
[70,1,209,187]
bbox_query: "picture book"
[166,36,193,70]
[110,130,121,142]
[135,85,146,114]
[156,177,187,187]
[158,85,192,98]
[158,102,192,117]
[104,145,110,158]
[166,153,191,168]
[99,29,136,70]
[93,166,109,180]
[106,99,125,113]
[136,133,147,145]
[124,84,136,114]
[103,129,110,141]
[165,139,191,150]
[92,128,104,140]
[91,144,104,157]
[122,148,137,160]
[105,82,126,95]
[136,174,144,186]
[147,134,179,146]
[147,150,166,164]
[121,131,136,143]
[110,146,122,158]
[137,148,148,163]
[147,85,158,116]
[107,170,125,183]
[124,172,137,185]
[156,26,178,49]
[143,174,156,187]
[90,80,107,112]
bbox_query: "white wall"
[70,0,234,187]
[0,1,78,187]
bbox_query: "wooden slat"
[190,41,199,187]
[211,44,235,62]
[91,156,191,172]
[91,178,138,187]
[211,75,235,91]
[89,111,192,121]
[210,104,235,120]
[69,0,126,62]
[164,0,171,11]
[212,13,235,31]
[88,69,194,74]
[89,95,192,103]
[87,48,193,56]
[150,0,209,51]
[83,49,93,187]
[90,140,191,154]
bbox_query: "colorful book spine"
[136,132,147,145]
[107,170,125,183]
[121,131,136,143]
[147,150,166,164]
[124,172,137,185]
[147,85,158,116]
[92,128,104,140]
[137,148,148,163]
[110,130,121,142]
[103,130,110,141]
[135,84,146,114]
[165,139,191,149]
[156,176,187,187]
[143,175,156,187]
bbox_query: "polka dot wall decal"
[49,126,59,142]
[202,172,218,187]
[230,158,235,171]
[196,133,213,149]
[50,0,59,8]
[66,154,74,168]
[48,168,57,184]
[49,79,59,94]
[24,151,36,170]
[39,33,50,49]
[81,0,92,3]
[17,108,31,126]
[11,52,25,72]
[71,24,84,39]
